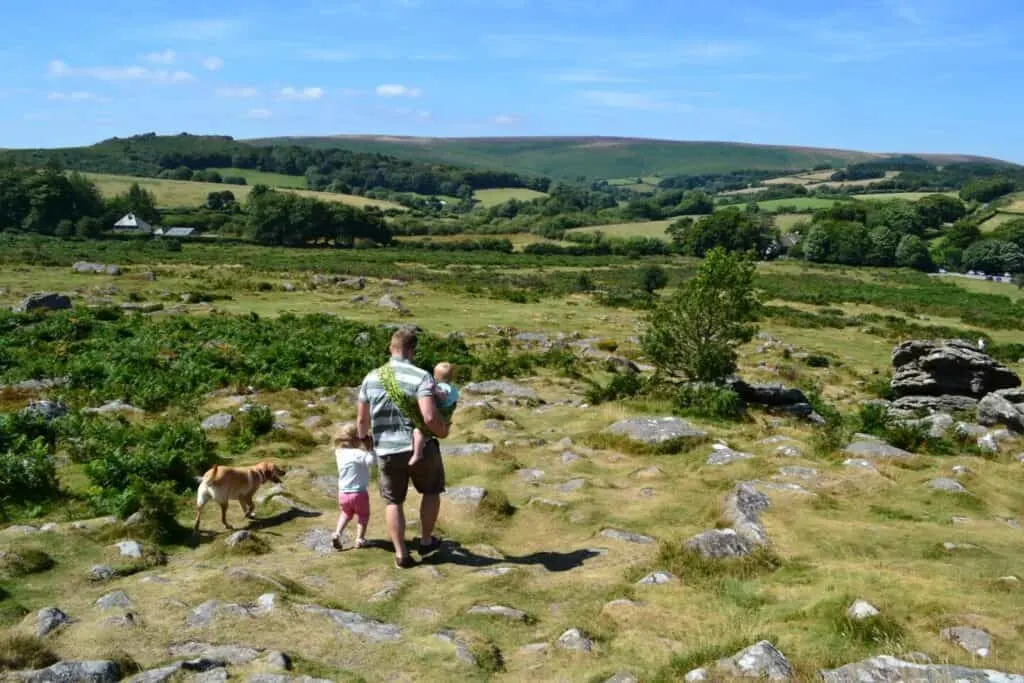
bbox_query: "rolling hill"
[244,135,1014,181]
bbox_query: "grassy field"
[774,213,811,232]
[852,192,957,202]
[207,168,308,189]
[756,197,842,212]
[84,173,405,211]
[245,136,880,180]
[0,242,1022,681]
[568,219,677,239]
[980,213,1021,233]
[474,188,549,207]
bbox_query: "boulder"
[36,607,70,637]
[707,444,753,466]
[85,400,143,415]
[707,640,794,680]
[847,600,880,620]
[444,487,487,508]
[73,261,106,274]
[201,413,234,431]
[187,599,252,628]
[167,641,262,665]
[889,394,980,416]
[299,529,335,555]
[463,380,540,401]
[820,656,1023,683]
[88,565,116,582]
[929,478,968,493]
[600,528,655,545]
[605,416,706,445]
[115,540,143,558]
[441,443,495,457]
[556,628,593,653]
[977,388,1024,432]
[467,605,529,621]
[723,483,770,545]
[606,356,641,375]
[377,294,406,312]
[637,571,676,585]
[21,400,68,423]
[13,660,120,683]
[299,604,402,642]
[890,339,1020,399]
[842,440,912,459]
[96,591,133,611]
[729,379,808,406]
[685,529,754,558]
[558,478,587,493]
[13,293,71,313]
[941,626,992,657]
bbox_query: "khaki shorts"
[378,438,445,505]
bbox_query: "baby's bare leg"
[408,428,425,466]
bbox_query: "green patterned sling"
[378,363,440,438]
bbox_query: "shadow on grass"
[363,538,602,572]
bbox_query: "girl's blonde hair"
[334,421,361,448]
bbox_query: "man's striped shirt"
[358,357,435,455]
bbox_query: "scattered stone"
[21,400,69,423]
[195,669,228,683]
[342,277,367,289]
[891,339,1020,399]
[820,655,1024,683]
[955,422,989,438]
[558,478,587,493]
[187,599,252,628]
[85,400,144,415]
[600,528,655,545]
[685,529,754,558]
[843,458,876,470]
[518,468,545,483]
[467,605,529,621]
[941,626,992,657]
[225,530,255,547]
[115,540,143,558]
[302,415,324,430]
[729,379,809,406]
[434,630,478,666]
[605,416,706,445]
[605,673,639,683]
[265,652,291,672]
[606,356,641,374]
[299,604,402,642]
[707,444,754,466]
[890,394,981,416]
[444,487,487,509]
[89,565,116,582]
[441,443,495,457]
[952,464,973,476]
[978,433,999,453]
[13,292,71,313]
[36,607,70,637]
[556,628,593,653]
[253,593,278,616]
[977,388,1024,432]
[684,668,708,682]
[377,294,406,312]
[299,529,335,555]
[637,571,676,585]
[14,660,120,683]
[201,413,233,431]
[528,498,567,510]
[847,600,880,620]
[463,380,540,401]
[842,440,912,459]
[715,640,794,680]
[560,451,583,464]
[775,445,803,458]
[943,542,978,551]
[776,466,818,481]
[368,583,401,603]
[723,482,770,546]
[929,478,969,493]
[96,591,133,611]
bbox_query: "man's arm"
[357,400,373,448]
[418,395,449,438]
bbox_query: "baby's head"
[434,362,454,384]
[334,421,362,449]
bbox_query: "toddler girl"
[331,422,376,550]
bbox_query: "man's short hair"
[390,328,418,356]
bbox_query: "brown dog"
[193,461,285,532]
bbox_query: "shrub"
[0,635,58,672]
[0,549,54,578]
[0,414,60,515]
[595,338,619,352]
[673,384,745,421]
[585,374,647,405]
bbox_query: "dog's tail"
[195,465,219,507]
[202,464,220,483]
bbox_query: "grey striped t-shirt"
[358,357,436,456]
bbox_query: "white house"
[112,213,154,234]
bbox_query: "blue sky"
[2,0,1023,161]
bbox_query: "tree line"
[0,133,551,198]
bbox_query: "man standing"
[357,328,449,568]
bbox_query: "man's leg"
[386,503,407,560]
[420,493,440,541]
[378,452,412,564]
[411,438,445,548]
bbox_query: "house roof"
[113,212,153,231]
[163,227,196,237]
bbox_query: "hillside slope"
[244,135,1013,181]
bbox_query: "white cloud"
[47,91,99,101]
[203,56,225,71]
[490,114,522,125]
[279,86,325,101]
[246,107,273,119]
[143,49,177,65]
[579,90,694,113]
[47,59,194,84]
[376,83,422,97]
[216,86,258,98]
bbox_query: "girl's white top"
[335,448,376,493]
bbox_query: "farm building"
[155,227,197,237]
[112,212,154,234]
